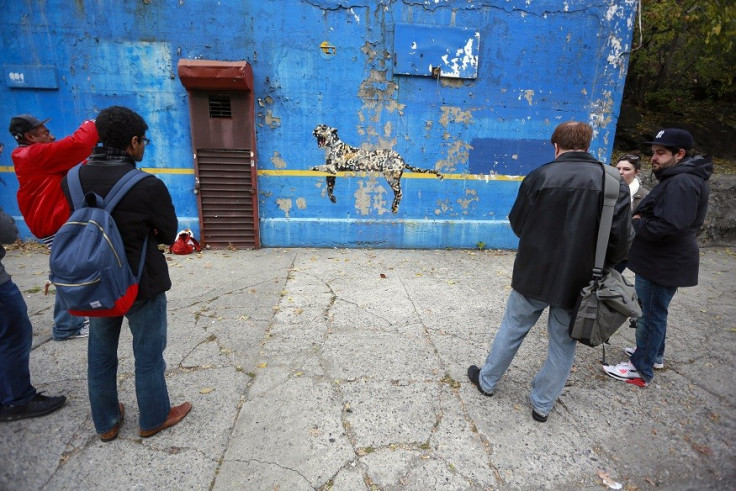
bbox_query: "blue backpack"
[50,164,151,317]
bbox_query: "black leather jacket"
[510,151,632,309]
[61,149,178,301]
[628,154,712,287]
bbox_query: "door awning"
[177,59,253,91]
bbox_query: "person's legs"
[87,315,123,433]
[479,289,546,393]
[656,334,665,366]
[0,280,36,406]
[530,305,576,415]
[631,275,677,382]
[127,293,171,431]
[52,291,86,340]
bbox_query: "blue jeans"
[48,238,85,341]
[630,275,677,382]
[87,293,171,434]
[479,289,577,416]
[52,291,86,340]
[0,280,36,406]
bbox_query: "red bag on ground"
[170,229,201,255]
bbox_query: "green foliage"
[625,0,736,108]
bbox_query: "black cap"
[9,114,50,142]
[643,128,693,150]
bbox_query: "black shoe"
[532,409,548,423]
[467,365,493,397]
[0,393,66,422]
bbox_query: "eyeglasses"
[137,136,151,145]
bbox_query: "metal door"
[178,60,260,248]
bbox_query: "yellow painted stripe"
[0,166,194,175]
[139,168,194,175]
[2,166,521,181]
[258,169,523,181]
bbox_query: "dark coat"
[510,151,632,310]
[628,154,712,287]
[61,150,178,301]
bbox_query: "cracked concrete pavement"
[1,246,735,490]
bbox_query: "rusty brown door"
[178,60,260,248]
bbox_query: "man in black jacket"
[603,128,712,386]
[61,106,191,441]
[468,122,632,422]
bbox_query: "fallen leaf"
[692,443,713,456]
[257,362,268,368]
[380,273,387,278]
[200,387,215,394]
[597,469,622,490]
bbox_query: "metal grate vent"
[196,149,257,248]
[208,94,232,118]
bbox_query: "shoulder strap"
[103,169,152,212]
[103,169,152,281]
[66,164,87,211]
[593,164,622,275]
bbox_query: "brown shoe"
[138,402,192,438]
[100,403,125,442]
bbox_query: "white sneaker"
[603,361,642,381]
[70,324,89,339]
[624,347,664,369]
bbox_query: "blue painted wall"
[0,0,637,249]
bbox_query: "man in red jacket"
[9,114,98,340]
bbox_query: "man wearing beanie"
[603,128,712,386]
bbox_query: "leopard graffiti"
[311,124,443,213]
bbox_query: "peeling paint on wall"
[272,151,287,169]
[519,89,535,106]
[439,107,474,128]
[276,198,292,217]
[436,140,472,174]
[265,110,281,129]
[457,189,480,212]
[354,178,389,216]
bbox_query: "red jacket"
[12,120,98,238]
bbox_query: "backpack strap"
[597,164,624,365]
[103,169,152,212]
[101,169,153,283]
[66,164,87,211]
[592,164,623,277]
[135,235,150,282]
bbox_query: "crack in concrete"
[246,458,312,485]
